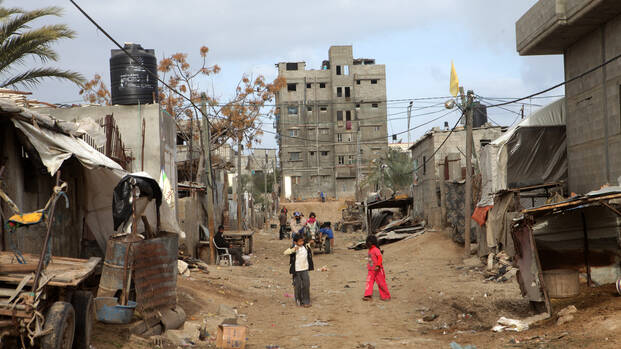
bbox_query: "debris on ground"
[300,320,330,328]
[450,342,477,349]
[350,216,425,250]
[180,256,210,273]
[557,305,577,325]
[492,313,550,332]
[484,251,517,282]
[422,314,438,322]
[320,265,329,272]
[178,259,191,277]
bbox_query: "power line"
[69,0,215,127]
[485,47,621,108]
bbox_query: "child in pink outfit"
[363,235,391,301]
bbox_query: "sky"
[5,0,564,149]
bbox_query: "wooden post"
[201,93,217,264]
[462,88,474,256]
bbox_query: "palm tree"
[363,148,414,192]
[0,3,84,88]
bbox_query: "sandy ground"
[91,202,621,349]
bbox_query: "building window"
[321,151,329,156]
[310,151,315,157]
[287,83,297,92]
[319,83,326,88]
[356,103,360,110]
[289,129,299,137]
[338,155,345,165]
[345,87,350,98]
[319,128,329,135]
[372,103,378,109]
[290,152,301,161]
[343,65,349,75]
[480,139,491,147]
[337,133,343,142]
[423,156,426,175]
[345,111,352,121]
[286,63,298,71]
[336,65,342,75]
[337,87,342,97]
[371,79,378,84]
[292,176,301,184]
[288,106,298,115]
[347,155,355,164]
[320,105,327,112]
[356,80,361,85]
[307,106,312,112]
[337,111,343,121]
[306,83,311,88]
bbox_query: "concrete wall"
[564,12,621,193]
[276,45,388,200]
[410,126,503,226]
[41,104,177,188]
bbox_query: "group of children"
[284,232,390,307]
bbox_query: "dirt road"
[92,202,621,349]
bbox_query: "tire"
[41,301,75,349]
[324,238,331,254]
[72,290,94,349]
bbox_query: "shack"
[512,187,621,313]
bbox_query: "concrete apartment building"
[275,45,388,200]
[409,125,504,227]
[517,0,621,193]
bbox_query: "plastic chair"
[213,239,232,266]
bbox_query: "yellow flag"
[450,61,459,97]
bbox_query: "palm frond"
[1,67,84,88]
[0,6,63,42]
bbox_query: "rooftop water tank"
[110,43,158,105]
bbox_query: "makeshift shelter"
[0,99,181,258]
[476,98,567,254]
[512,187,621,313]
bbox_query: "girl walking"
[363,235,391,301]
[284,233,314,307]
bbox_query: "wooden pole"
[237,139,243,231]
[201,94,217,264]
[461,88,474,256]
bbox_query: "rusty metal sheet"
[511,219,546,304]
[132,234,178,322]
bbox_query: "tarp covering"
[479,98,567,206]
[10,117,182,253]
[12,119,122,174]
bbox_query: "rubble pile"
[484,251,516,283]
[350,216,425,250]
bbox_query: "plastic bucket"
[94,296,136,324]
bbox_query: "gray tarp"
[11,119,182,252]
[479,98,567,206]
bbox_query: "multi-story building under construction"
[275,45,388,200]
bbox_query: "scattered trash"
[177,260,191,277]
[266,345,280,349]
[492,313,549,332]
[284,293,294,298]
[422,314,438,322]
[450,342,477,349]
[216,323,247,349]
[320,265,329,272]
[556,305,577,326]
[356,343,376,349]
[300,320,330,328]
[344,285,351,288]
[199,326,209,341]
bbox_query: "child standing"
[284,233,314,307]
[363,235,391,301]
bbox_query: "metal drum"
[97,236,132,298]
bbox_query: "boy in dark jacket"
[284,233,314,307]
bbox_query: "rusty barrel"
[97,236,132,298]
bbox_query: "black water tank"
[473,102,488,128]
[110,43,158,105]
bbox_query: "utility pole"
[459,87,474,257]
[200,93,217,264]
[356,128,361,201]
[264,152,268,224]
[273,153,278,215]
[237,139,242,231]
[407,101,413,145]
[520,104,525,120]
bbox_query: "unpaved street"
[91,203,621,348]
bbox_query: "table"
[224,231,255,254]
